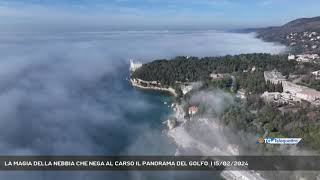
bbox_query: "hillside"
[254,16,320,53]
[130,54,320,151]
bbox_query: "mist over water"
[0,30,285,179]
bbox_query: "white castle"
[129,59,142,72]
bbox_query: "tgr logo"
[257,137,302,145]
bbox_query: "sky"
[0,0,320,31]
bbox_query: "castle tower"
[129,59,142,72]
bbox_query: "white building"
[236,89,247,99]
[296,54,319,62]
[282,81,303,95]
[251,66,256,72]
[296,89,320,102]
[263,70,320,105]
[312,70,320,76]
[264,70,286,84]
[129,59,142,72]
[312,70,320,80]
[282,92,294,101]
[181,85,193,95]
[210,73,225,79]
[288,54,296,60]
[282,81,320,102]
[310,54,319,59]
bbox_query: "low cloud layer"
[0,31,285,179]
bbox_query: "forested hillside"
[132,53,319,92]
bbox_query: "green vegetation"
[201,77,233,92]
[299,75,320,91]
[132,53,319,94]
[132,53,300,86]
[132,53,320,151]
[221,97,320,151]
[235,71,283,94]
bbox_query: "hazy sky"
[0,0,320,31]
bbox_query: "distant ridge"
[257,16,320,38]
[251,16,320,53]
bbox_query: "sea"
[0,30,286,179]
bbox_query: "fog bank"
[0,30,286,179]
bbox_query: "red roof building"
[188,106,198,115]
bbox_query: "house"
[312,70,320,80]
[236,89,246,99]
[188,106,198,116]
[296,54,319,62]
[210,73,225,79]
[288,54,295,60]
[251,66,256,72]
[311,70,320,77]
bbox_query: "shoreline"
[129,70,265,180]
[130,78,178,97]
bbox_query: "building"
[188,106,198,116]
[312,70,320,80]
[288,54,296,60]
[210,73,225,80]
[312,70,320,79]
[236,89,246,99]
[264,70,286,84]
[287,54,320,62]
[282,81,303,95]
[282,81,320,102]
[261,91,299,105]
[296,89,320,102]
[251,66,256,72]
[261,92,281,101]
[263,70,320,105]
[129,59,142,72]
[312,70,320,76]
[181,84,193,95]
[296,54,319,62]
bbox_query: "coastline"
[129,64,265,179]
[130,78,178,97]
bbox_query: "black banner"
[0,156,319,171]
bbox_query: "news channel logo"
[256,137,302,145]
